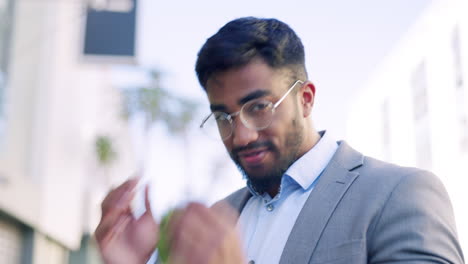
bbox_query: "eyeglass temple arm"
[200,113,213,128]
[273,80,304,108]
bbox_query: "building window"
[0,0,13,143]
[0,216,23,264]
[411,61,432,170]
[453,25,468,152]
[453,25,464,88]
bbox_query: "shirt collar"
[246,130,338,196]
[284,130,338,190]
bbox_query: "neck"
[266,127,321,198]
[298,126,321,159]
[267,187,280,198]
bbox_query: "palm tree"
[95,135,117,166]
[94,135,117,186]
[122,69,200,170]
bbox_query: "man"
[95,17,465,264]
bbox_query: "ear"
[300,81,315,118]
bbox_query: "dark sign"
[83,0,137,60]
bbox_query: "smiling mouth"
[238,149,269,166]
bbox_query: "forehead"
[206,60,289,103]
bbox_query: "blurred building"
[0,0,13,142]
[0,0,136,263]
[347,0,468,254]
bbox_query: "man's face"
[205,60,305,194]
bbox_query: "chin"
[242,163,272,177]
[245,166,282,181]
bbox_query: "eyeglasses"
[200,80,304,140]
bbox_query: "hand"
[168,202,245,264]
[95,178,159,264]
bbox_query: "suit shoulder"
[212,187,250,209]
[223,187,249,202]
[357,155,440,186]
[333,141,437,187]
[363,158,462,263]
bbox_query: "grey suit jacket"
[223,141,465,264]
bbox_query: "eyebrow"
[210,90,271,113]
[238,90,271,105]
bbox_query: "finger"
[100,215,132,247]
[190,203,242,262]
[95,191,136,242]
[171,203,225,264]
[102,177,139,208]
[107,176,140,203]
[144,184,152,215]
[170,216,206,264]
[175,204,214,242]
[95,207,133,244]
[137,184,159,238]
[101,177,140,215]
[209,229,245,264]
[106,188,136,217]
[164,207,183,248]
[191,203,227,234]
[211,201,238,227]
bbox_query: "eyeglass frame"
[200,79,305,140]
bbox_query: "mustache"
[231,141,275,156]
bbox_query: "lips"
[238,148,268,166]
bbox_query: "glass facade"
[411,61,433,170]
[452,25,468,152]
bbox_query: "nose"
[231,118,259,147]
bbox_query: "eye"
[214,112,229,121]
[248,101,271,113]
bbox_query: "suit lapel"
[279,141,363,264]
[224,187,252,215]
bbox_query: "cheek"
[260,125,284,148]
[268,108,295,135]
[274,100,298,121]
[222,139,234,154]
[265,115,301,148]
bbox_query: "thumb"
[211,201,239,227]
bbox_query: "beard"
[230,119,304,195]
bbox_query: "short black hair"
[195,17,307,90]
